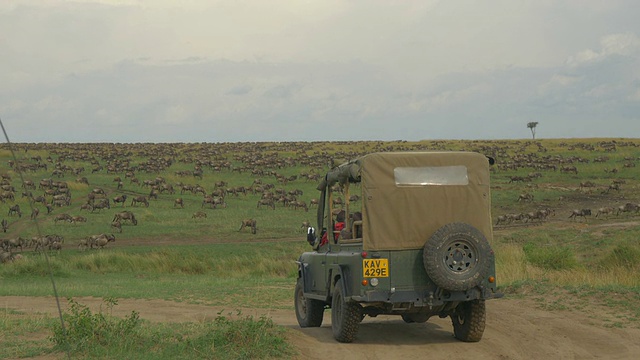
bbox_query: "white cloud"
[567,32,640,66]
[1,1,640,142]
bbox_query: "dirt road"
[3,296,639,360]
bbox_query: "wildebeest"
[112,194,127,207]
[517,193,534,202]
[53,213,73,224]
[113,211,138,225]
[291,200,309,212]
[70,215,87,224]
[78,233,115,250]
[616,202,640,216]
[560,165,578,174]
[495,215,510,225]
[569,208,591,221]
[238,218,257,234]
[131,195,149,207]
[257,198,275,210]
[509,176,528,183]
[192,211,207,219]
[91,199,110,212]
[8,204,21,217]
[1,218,8,232]
[30,208,39,220]
[1,251,14,263]
[91,234,116,249]
[580,181,597,189]
[301,220,311,231]
[111,220,122,233]
[174,198,184,208]
[595,207,615,218]
[2,237,24,252]
[91,188,106,196]
[605,183,621,193]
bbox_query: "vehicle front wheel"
[451,299,486,342]
[331,279,362,343]
[294,278,324,327]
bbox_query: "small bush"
[51,297,142,353]
[600,245,640,268]
[523,242,578,270]
[50,298,293,359]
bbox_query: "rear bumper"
[351,286,502,306]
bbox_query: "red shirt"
[319,222,345,247]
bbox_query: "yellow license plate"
[363,259,389,278]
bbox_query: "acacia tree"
[527,122,539,140]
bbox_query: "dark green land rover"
[295,151,501,343]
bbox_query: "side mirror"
[306,226,317,246]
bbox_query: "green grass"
[2,138,640,357]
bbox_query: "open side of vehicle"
[295,151,502,343]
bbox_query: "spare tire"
[423,222,492,292]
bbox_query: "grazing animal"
[616,203,640,216]
[569,208,591,221]
[131,196,149,207]
[48,241,62,252]
[256,198,275,210]
[174,198,184,208]
[53,213,73,224]
[30,208,39,220]
[560,165,578,174]
[238,218,257,234]
[77,238,91,251]
[301,220,311,231]
[111,220,122,233]
[70,215,87,224]
[517,193,534,202]
[1,251,14,263]
[113,211,138,225]
[8,204,21,217]
[1,218,8,232]
[91,199,110,212]
[2,237,24,252]
[595,207,615,218]
[112,194,127,207]
[580,181,596,189]
[495,215,509,225]
[605,183,621,193]
[91,234,116,249]
[192,211,207,219]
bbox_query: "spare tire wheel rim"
[444,237,477,274]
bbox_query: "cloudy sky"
[1,0,639,143]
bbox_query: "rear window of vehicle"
[394,166,469,186]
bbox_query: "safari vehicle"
[295,151,501,343]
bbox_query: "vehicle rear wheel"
[331,279,362,343]
[423,222,492,291]
[294,278,324,327]
[451,299,486,342]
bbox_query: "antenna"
[0,117,71,359]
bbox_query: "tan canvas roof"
[356,151,493,251]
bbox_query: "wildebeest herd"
[1,139,640,263]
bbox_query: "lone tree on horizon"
[527,122,539,140]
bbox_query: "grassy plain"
[1,138,640,358]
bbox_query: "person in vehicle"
[319,210,345,246]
